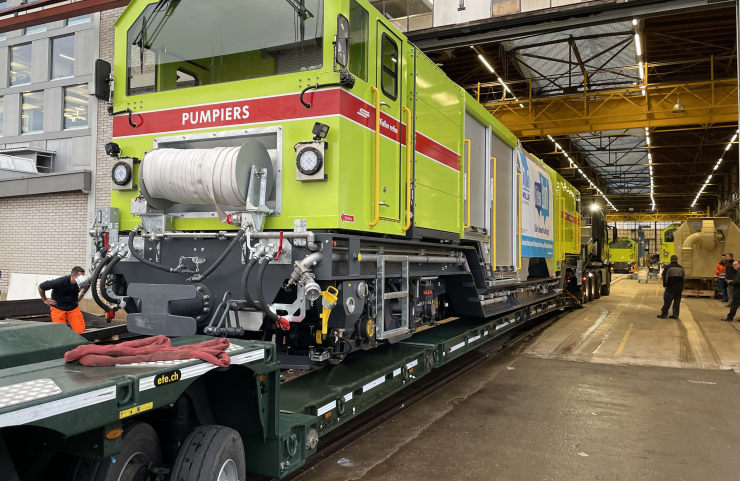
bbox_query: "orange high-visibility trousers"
[50,306,85,334]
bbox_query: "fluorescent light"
[638,62,644,79]
[59,54,74,61]
[633,19,638,26]
[726,143,732,151]
[478,54,495,73]
[634,34,642,56]
[497,78,511,93]
[519,103,524,108]
[732,133,738,143]
[646,136,650,146]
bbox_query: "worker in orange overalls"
[37,267,89,334]
[715,254,728,303]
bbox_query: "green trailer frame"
[0,296,570,479]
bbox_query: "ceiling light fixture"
[691,129,739,207]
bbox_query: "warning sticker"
[119,402,153,419]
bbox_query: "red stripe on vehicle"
[112,89,459,171]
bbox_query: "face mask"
[75,273,92,288]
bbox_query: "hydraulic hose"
[99,254,123,305]
[241,257,260,310]
[256,258,290,330]
[90,255,113,312]
[188,227,246,282]
[128,228,182,273]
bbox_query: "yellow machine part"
[675,218,740,278]
[316,286,339,344]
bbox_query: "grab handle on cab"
[517,172,522,271]
[369,86,381,229]
[401,106,413,233]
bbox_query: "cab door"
[376,23,402,222]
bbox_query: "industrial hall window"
[10,43,32,86]
[349,0,368,82]
[21,91,44,134]
[64,85,88,129]
[126,0,324,96]
[66,14,91,26]
[381,34,398,100]
[22,0,46,35]
[51,35,75,80]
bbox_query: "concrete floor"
[295,276,740,481]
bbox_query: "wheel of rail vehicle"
[588,277,595,302]
[593,274,602,299]
[601,271,611,296]
[580,279,588,305]
[169,425,246,481]
[67,422,162,481]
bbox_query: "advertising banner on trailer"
[519,149,554,258]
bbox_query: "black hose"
[256,259,280,323]
[241,258,261,310]
[91,255,113,312]
[188,228,246,282]
[128,229,181,273]
[299,72,355,109]
[99,255,123,305]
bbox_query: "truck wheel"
[594,274,602,299]
[587,278,594,302]
[67,422,162,481]
[601,272,611,296]
[169,425,246,481]
[581,280,588,305]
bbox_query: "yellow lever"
[463,139,471,230]
[316,286,339,344]
[401,106,413,233]
[369,86,381,228]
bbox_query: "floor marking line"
[592,318,621,354]
[615,323,634,356]
[564,308,609,353]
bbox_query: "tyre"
[581,279,588,304]
[593,274,602,299]
[67,422,162,481]
[587,278,594,302]
[601,271,611,296]
[169,425,246,481]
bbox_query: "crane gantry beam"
[483,78,737,137]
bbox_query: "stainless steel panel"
[464,112,487,231]
[491,133,515,268]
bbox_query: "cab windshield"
[610,239,634,249]
[127,0,324,96]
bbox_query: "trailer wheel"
[593,274,602,299]
[67,422,162,481]
[588,278,595,302]
[169,425,245,481]
[601,271,611,296]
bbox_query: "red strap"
[275,231,284,261]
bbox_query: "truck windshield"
[610,239,634,249]
[127,0,324,96]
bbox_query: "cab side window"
[381,34,398,100]
[349,0,368,82]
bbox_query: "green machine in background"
[609,237,639,273]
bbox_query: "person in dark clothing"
[721,260,740,321]
[37,266,89,333]
[657,255,685,319]
[725,253,736,307]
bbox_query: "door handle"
[380,101,390,109]
[379,201,389,207]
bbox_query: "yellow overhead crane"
[606,207,711,223]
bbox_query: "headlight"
[111,161,132,186]
[296,147,323,176]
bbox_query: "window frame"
[348,0,369,82]
[380,33,398,101]
[21,90,45,134]
[9,42,32,87]
[50,34,76,81]
[62,84,89,130]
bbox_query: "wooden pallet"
[682,289,715,298]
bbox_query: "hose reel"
[139,140,275,228]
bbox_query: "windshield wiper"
[132,0,176,73]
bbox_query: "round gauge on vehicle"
[111,161,132,186]
[296,147,323,176]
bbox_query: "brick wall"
[95,7,126,211]
[0,192,88,298]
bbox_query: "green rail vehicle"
[608,237,639,273]
[660,224,681,264]
[0,0,613,479]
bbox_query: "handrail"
[560,196,566,261]
[369,86,381,229]
[463,139,471,230]
[491,157,497,271]
[401,106,413,233]
[517,172,522,271]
